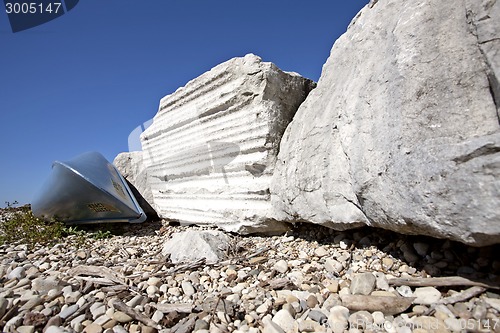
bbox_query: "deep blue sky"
[0,0,368,207]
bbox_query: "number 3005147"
[5,2,62,14]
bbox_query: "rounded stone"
[350,273,376,295]
[147,277,162,287]
[59,304,79,319]
[272,309,295,332]
[348,311,373,329]
[308,310,327,324]
[413,287,442,305]
[146,285,159,296]
[7,267,26,280]
[83,323,103,333]
[181,281,196,296]
[112,311,133,323]
[306,295,318,309]
[314,246,328,257]
[273,260,289,274]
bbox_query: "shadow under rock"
[287,222,500,289]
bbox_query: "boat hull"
[32,152,147,224]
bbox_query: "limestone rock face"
[141,54,315,233]
[466,0,500,119]
[113,152,157,219]
[272,0,500,245]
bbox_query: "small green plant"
[0,202,123,247]
[0,206,65,248]
[91,229,113,240]
[63,225,85,237]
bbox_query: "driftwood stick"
[73,276,115,286]
[247,246,271,259]
[153,258,206,277]
[112,299,160,329]
[68,265,127,285]
[170,314,197,333]
[266,278,298,290]
[388,276,499,290]
[154,303,193,314]
[340,295,415,316]
[439,286,487,304]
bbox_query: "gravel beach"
[1,218,499,333]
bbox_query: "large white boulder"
[141,54,315,234]
[272,0,500,245]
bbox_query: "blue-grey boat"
[32,152,147,224]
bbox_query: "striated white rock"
[272,0,500,245]
[141,54,315,234]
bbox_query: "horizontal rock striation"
[272,0,500,245]
[141,54,315,233]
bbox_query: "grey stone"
[401,244,419,263]
[350,273,376,295]
[413,242,430,257]
[151,310,164,323]
[20,296,43,311]
[324,258,343,274]
[112,311,132,323]
[297,320,320,332]
[373,272,389,291]
[271,309,295,332]
[181,281,195,297]
[70,314,87,327]
[44,326,67,333]
[4,315,23,331]
[0,297,8,318]
[59,304,79,319]
[308,310,328,324]
[328,306,350,333]
[194,319,210,331]
[348,311,374,330]
[273,260,289,274]
[162,230,231,264]
[126,295,144,308]
[413,287,442,305]
[271,0,500,246]
[7,266,25,280]
[396,285,413,298]
[91,304,106,320]
[262,317,285,333]
[16,326,35,333]
[112,326,128,333]
[31,277,64,294]
[83,323,103,333]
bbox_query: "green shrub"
[0,202,122,248]
[0,206,65,248]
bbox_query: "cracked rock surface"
[272,0,500,246]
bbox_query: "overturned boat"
[32,152,147,224]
